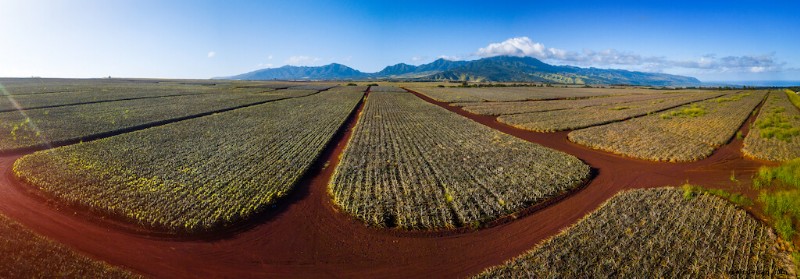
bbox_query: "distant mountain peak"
[224,56,700,86]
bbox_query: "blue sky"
[1,0,798,82]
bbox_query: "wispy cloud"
[207,51,216,58]
[285,55,321,66]
[475,37,786,74]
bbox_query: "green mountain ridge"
[225,56,701,86]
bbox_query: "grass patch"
[754,159,800,189]
[755,108,800,142]
[754,159,800,240]
[660,104,707,119]
[714,92,751,103]
[682,184,752,207]
[786,89,800,109]
[609,106,630,110]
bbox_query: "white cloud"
[207,51,216,58]
[267,55,273,60]
[285,55,321,66]
[476,37,562,60]
[411,56,425,62]
[474,37,786,74]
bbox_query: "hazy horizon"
[2,0,798,82]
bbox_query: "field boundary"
[0,92,220,113]
[0,88,330,156]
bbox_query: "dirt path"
[0,89,773,278]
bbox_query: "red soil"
[0,89,775,278]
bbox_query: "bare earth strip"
[476,188,795,278]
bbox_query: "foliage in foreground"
[476,188,795,278]
[0,213,139,278]
[330,91,590,229]
[14,87,364,233]
[754,159,800,240]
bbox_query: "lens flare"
[0,82,54,151]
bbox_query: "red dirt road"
[0,89,774,278]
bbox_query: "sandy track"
[0,89,772,278]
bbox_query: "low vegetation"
[454,92,678,115]
[408,86,632,103]
[786,89,800,108]
[0,88,320,153]
[0,213,139,278]
[498,92,719,132]
[476,188,795,278]
[743,91,800,161]
[569,91,765,162]
[14,87,365,233]
[753,159,800,240]
[329,90,590,229]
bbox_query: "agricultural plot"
[13,87,365,232]
[0,85,225,112]
[476,188,795,278]
[569,91,765,162]
[0,89,319,153]
[0,213,139,278]
[329,91,590,229]
[743,90,800,161]
[498,92,721,132]
[368,86,407,92]
[454,92,672,115]
[408,86,638,103]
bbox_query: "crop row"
[0,83,231,112]
[329,91,590,230]
[498,92,722,132]
[0,213,139,278]
[13,87,365,232]
[408,86,635,103]
[743,90,800,161]
[0,78,307,96]
[454,92,688,116]
[0,89,320,153]
[367,86,407,92]
[568,91,765,162]
[476,188,795,278]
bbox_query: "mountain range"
[225,56,701,86]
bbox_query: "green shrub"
[660,104,706,119]
[755,159,800,240]
[786,89,800,109]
